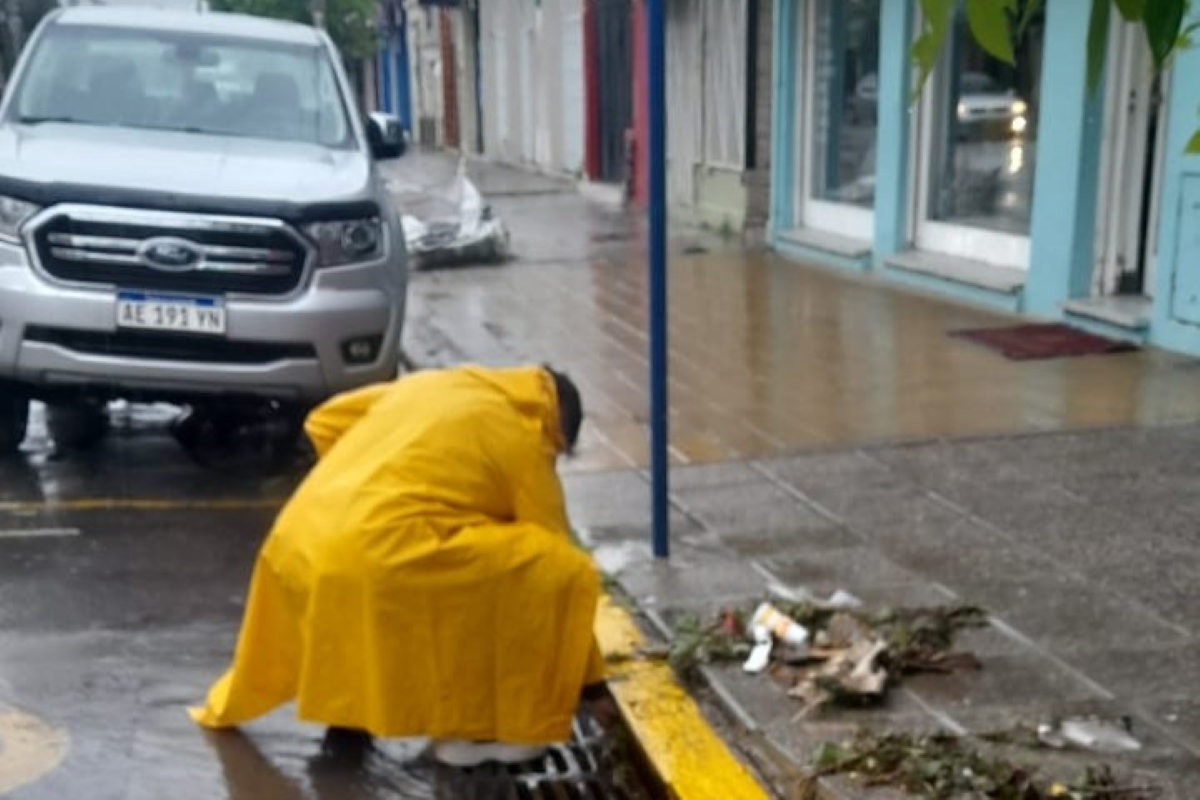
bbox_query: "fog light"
[342,335,382,365]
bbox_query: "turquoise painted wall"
[1024,0,1104,316]
[766,0,1200,357]
[872,0,913,258]
[768,0,798,236]
[1148,6,1200,355]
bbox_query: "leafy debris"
[666,609,753,680]
[800,731,1161,800]
[665,602,987,711]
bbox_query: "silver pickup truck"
[0,7,408,453]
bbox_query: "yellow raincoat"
[190,365,604,744]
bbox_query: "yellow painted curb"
[594,595,770,800]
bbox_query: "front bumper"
[0,240,405,404]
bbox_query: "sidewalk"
[393,153,1200,798]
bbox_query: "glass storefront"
[926,1,1045,236]
[808,0,880,209]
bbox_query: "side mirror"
[366,114,405,160]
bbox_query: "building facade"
[621,0,772,238]
[374,0,413,131]
[477,0,586,174]
[769,0,1200,357]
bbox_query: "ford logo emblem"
[138,237,203,272]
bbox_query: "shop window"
[809,0,880,209]
[926,2,1044,236]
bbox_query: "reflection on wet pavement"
[406,210,1200,471]
[204,728,434,800]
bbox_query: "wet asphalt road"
[0,408,408,800]
[0,410,638,800]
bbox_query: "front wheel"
[0,388,30,455]
[46,399,110,452]
[171,400,308,474]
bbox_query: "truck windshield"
[7,24,354,148]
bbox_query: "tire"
[0,389,30,455]
[46,400,110,452]
[171,400,307,474]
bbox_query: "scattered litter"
[751,602,811,648]
[802,730,1160,800]
[742,626,773,674]
[395,158,510,269]
[825,590,864,609]
[666,601,986,712]
[767,582,863,610]
[788,635,888,713]
[1037,717,1141,753]
[589,540,650,576]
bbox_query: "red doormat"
[949,323,1139,361]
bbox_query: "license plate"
[116,291,226,335]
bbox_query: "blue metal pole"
[647,0,669,559]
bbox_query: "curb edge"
[595,595,772,800]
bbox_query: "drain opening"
[434,715,658,800]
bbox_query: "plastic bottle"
[750,602,810,647]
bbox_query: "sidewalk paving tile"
[672,481,829,535]
[962,575,1190,652]
[606,549,766,607]
[1057,643,1200,703]
[759,547,921,591]
[716,523,862,560]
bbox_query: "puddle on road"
[100,713,656,800]
[0,707,70,796]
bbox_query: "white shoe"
[433,740,548,767]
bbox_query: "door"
[912,1,1044,268]
[520,6,536,162]
[562,0,586,173]
[701,0,747,167]
[486,5,510,158]
[1170,178,1200,324]
[392,25,413,134]
[794,0,879,239]
[665,0,702,206]
[594,0,632,183]
[1093,21,1167,297]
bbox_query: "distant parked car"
[955,71,1028,136]
[850,71,1027,137]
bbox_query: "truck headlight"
[0,196,40,243]
[303,218,385,267]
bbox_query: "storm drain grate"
[433,715,651,800]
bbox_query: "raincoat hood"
[463,365,565,454]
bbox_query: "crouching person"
[190,364,607,767]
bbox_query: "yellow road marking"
[0,498,285,514]
[594,596,770,800]
[0,708,70,795]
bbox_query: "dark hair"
[545,366,583,453]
